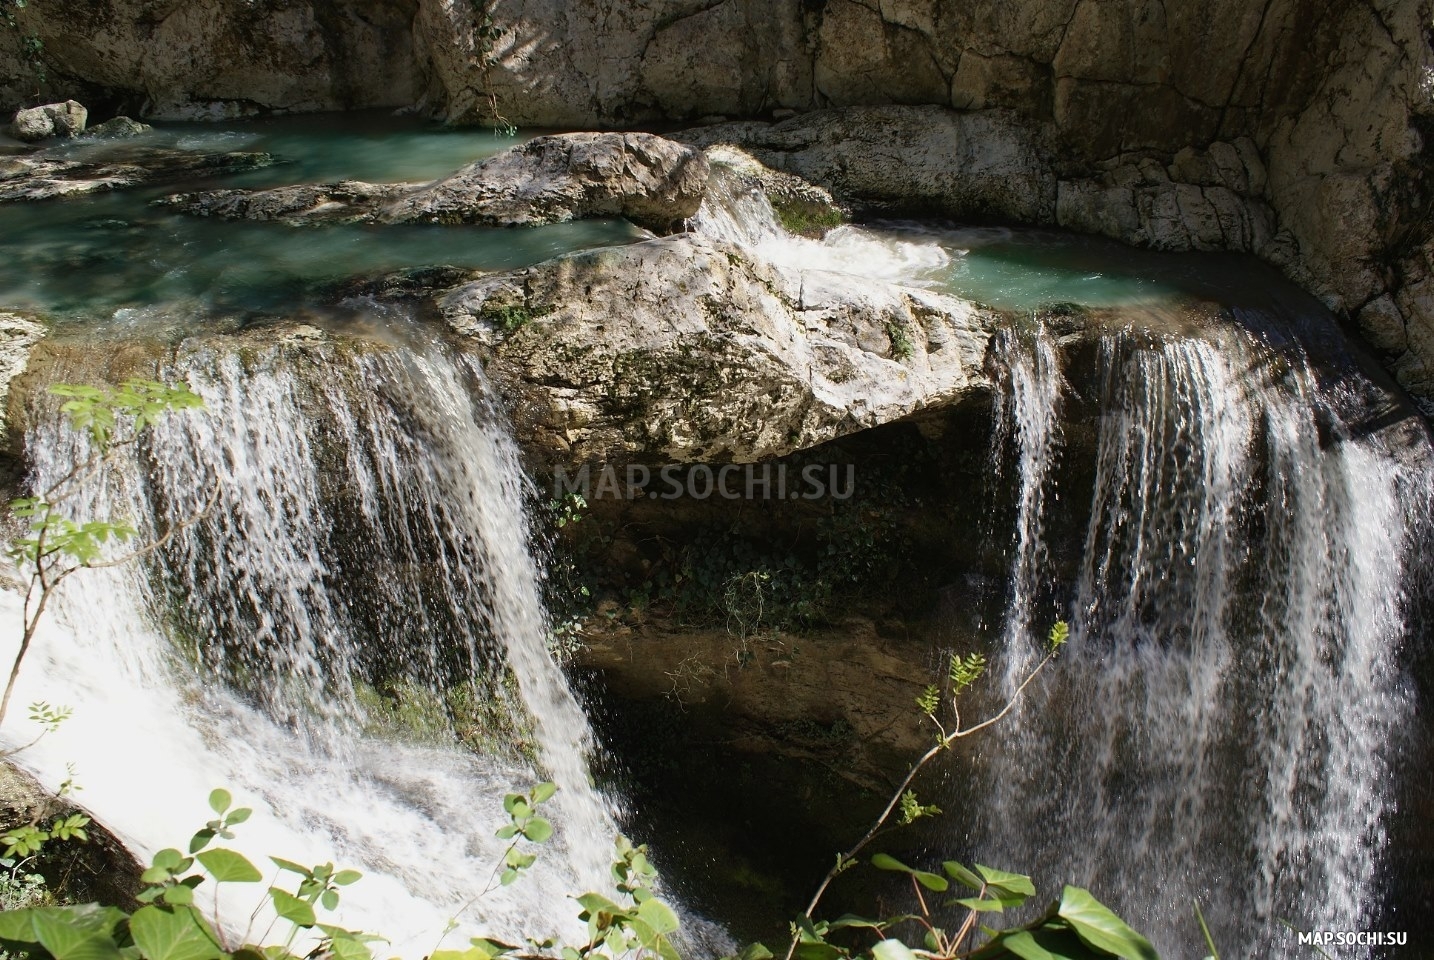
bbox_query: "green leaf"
[208,788,231,816]
[270,888,317,928]
[0,906,40,944]
[6,906,124,960]
[128,906,224,960]
[997,929,1095,960]
[913,870,949,892]
[737,943,775,960]
[955,898,1007,913]
[333,869,362,886]
[792,941,845,960]
[270,857,309,875]
[636,898,680,935]
[869,853,909,873]
[326,938,371,960]
[531,782,557,804]
[197,848,262,884]
[1058,887,1158,960]
[870,939,918,960]
[162,885,195,906]
[321,889,339,911]
[976,864,1036,898]
[522,817,554,843]
[188,829,216,855]
[152,849,185,872]
[225,807,253,825]
[943,861,985,890]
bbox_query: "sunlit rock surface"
[162,132,709,233]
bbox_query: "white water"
[691,167,952,283]
[973,326,1431,957]
[1,334,620,953]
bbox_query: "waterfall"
[690,165,952,283]
[972,321,1431,957]
[1,328,620,952]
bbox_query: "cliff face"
[4,0,1433,400]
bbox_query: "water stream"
[974,324,1431,957]
[5,327,620,951]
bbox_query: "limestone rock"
[166,132,711,233]
[0,314,44,447]
[162,180,410,224]
[4,1,419,120]
[84,116,151,139]
[10,100,87,142]
[0,147,276,203]
[680,106,1057,224]
[1358,294,1408,357]
[438,234,994,466]
[382,133,709,231]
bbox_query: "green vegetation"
[1,0,45,92]
[467,0,517,136]
[482,302,550,334]
[771,201,846,239]
[0,610,1164,960]
[2,380,207,730]
[885,320,914,361]
[354,673,538,765]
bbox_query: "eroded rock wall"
[1,0,422,119]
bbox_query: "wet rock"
[164,132,710,233]
[0,313,44,448]
[0,147,277,203]
[438,233,994,466]
[83,116,151,139]
[162,180,410,224]
[10,100,87,142]
[704,144,846,238]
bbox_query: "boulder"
[83,116,151,139]
[9,100,87,142]
[438,233,995,466]
[165,132,711,233]
[0,313,44,449]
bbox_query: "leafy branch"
[784,621,1071,960]
[1,380,210,732]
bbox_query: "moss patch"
[771,198,847,238]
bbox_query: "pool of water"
[0,113,643,322]
[2,114,1333,344]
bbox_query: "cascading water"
[973,320,1431,957]
[691,166,952,283]
[1,325,621,951]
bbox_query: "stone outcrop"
[0,314,43,449]
[683,108,1057,224]
[0,146,276,203]
[2,0,421,120]
[162,132,709,232]
[682,107,1295,264]
[9,100,87,141]
[438,232,994,466]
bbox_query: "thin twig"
[783,647,1060,960]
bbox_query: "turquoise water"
[875,223,1298,314]
[1,114,1310,329]
[0,114,642,322]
